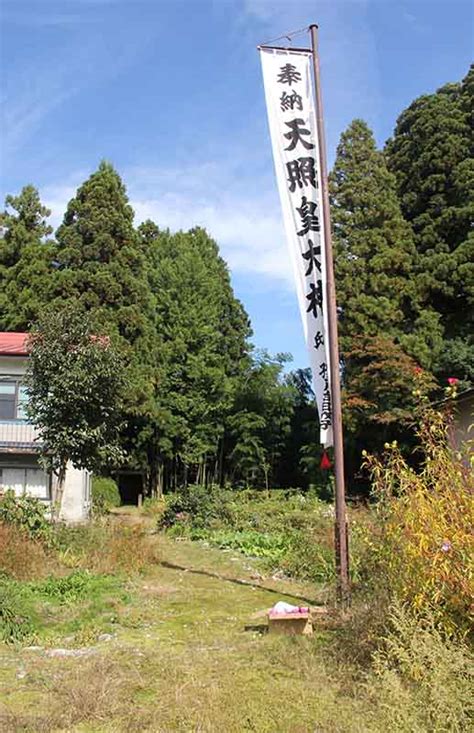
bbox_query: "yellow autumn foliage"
[364,400,473,637]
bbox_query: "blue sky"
[1,0,472,368]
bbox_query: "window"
[0,381,29,420]
[0,383,16,420]
[17,386,29,420]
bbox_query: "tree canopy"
[2,63,471,495]
[386,65,474,381]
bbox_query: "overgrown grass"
[160,486,346,584]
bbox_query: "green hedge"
[91,477,121,514]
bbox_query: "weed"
[0,579,36,644]
[364,403,474,636]
[366,603,474,732]
[0,490,53,545]
[0,521,58,580]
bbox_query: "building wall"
[58,463,92,523]
[0,355,27,378]
[0,354,91,523]
[453,394,473,452]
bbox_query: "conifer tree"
[330,119,441,369]
[52,163,158,484]
[53,161,154,344]
[386,66,474,381]
[140,223,251,492]
[0,186,54,330]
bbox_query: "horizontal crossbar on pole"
[257,44,312,54]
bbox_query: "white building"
[0,332,91,523]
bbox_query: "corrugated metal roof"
[0,332,29,356]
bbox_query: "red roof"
[0,332,29,356]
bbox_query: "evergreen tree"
[386,66,474,381]
[0,186,54,330]
[53,161,153,344]
[52,163,158,485]
[142,224,251,492]
[330,119,442,487]
[330,119,441,369]
[228,351,294,488]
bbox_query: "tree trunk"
[52,462,67,522]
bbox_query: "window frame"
[0,378,29,421]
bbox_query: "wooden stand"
[268,610,313,636]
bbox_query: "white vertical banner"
[259,48,333,447]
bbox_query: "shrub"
[366,603,474,732]
[92,477,121,515]
[0,489,53,544]
[0,579,36,644]
[282,529,335,583]
[159,484,233,529]
[363,401,474,637]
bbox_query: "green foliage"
[28,570,120,605]
[26,306,128,476]
[0,489,52,544]
[159,484,233,529]
[141,224,251,491]
[53,161,154,345]
[228,351,295,488]
[0,185,54,330]
[92,476,121,515]
[0,579,36,644]
[161,487,337,582]
[366,603,474,732]
[386,66,474,382]
[330,119,438,368]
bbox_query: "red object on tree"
[447,377,459,386]
[320,451,332,470]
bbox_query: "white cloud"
[132,191,292,285]
[42,163,294,289]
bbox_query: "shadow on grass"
[159,559,323,606]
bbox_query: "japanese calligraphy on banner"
[259,48,333,446]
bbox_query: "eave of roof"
[0,332,29,357]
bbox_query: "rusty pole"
[309,23,350,602]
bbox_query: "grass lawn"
[0,520,378,733]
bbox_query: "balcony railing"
[0,420,42,451]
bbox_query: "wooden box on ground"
[268,610,313,636]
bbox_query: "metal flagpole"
[309,23,350,602]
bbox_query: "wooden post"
[309,24,350,602]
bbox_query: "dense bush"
[0,489,53,544]
[91,477,121,515]
[363,400,473,637]
[159,484,233,529]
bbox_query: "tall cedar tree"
[53,163,158,476]
[0,186,54,330]
[330,119,441,368]
[139,222,251,492]
[386,66,474,382]
[330,120,440,488]
[53,162,154,344]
